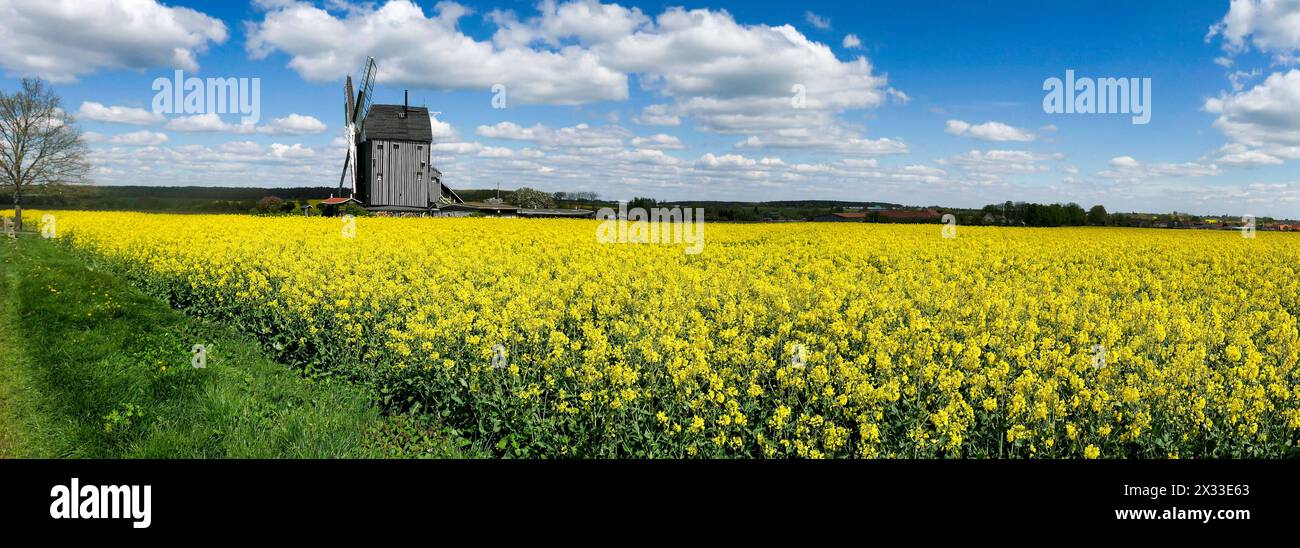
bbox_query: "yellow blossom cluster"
[26,210,1300,458]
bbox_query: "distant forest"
[1,184,1290,227]
[0,184,336,213]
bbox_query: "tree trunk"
[12,190,20,233]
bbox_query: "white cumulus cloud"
[247,0,629,105]
[77,102,165,125]
[0,0,227,82]
[1206,69,1300,164]
[1208,0,1300,63]
[945,120,1037,142]
[84,130,169,146]
[247,1,902,152]
[1098,156,1222,181]
[163,113,327,135]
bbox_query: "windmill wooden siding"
[356,104,439,211]
[361,139,431,208]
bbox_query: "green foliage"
[363,411,486,458]
[982,201,1089,227]
[339,203,372,217]
[508,187,556,209]
[627,196,658,211]
[252,195,295,215]
[1087,205,1109,226]
[102,403,143,434]
[0,238,390,457]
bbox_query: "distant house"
[813,212,867,222]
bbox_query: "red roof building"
[321,196,361,206]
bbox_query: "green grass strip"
[1,236,385,458]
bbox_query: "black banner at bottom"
[0,459,1290,538]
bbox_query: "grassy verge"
[0,237,42,457]
[0,235,474,458]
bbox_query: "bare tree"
[0,78,90,231]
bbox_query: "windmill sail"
[345,75,355,124]
[353,57,376,133]
[339,58,377,199]
[340,75,357,196]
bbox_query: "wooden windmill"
[329,56,461,213]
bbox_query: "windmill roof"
[363,104,433,142]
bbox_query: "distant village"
[810,204,1299,231]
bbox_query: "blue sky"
[2,0,1298,216]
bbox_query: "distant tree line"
[552,191,599,202]
[970,202,1273,228]
[978,201,1091,227]
[8,179,1283,227]
[0,185,338,213]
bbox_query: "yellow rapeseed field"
[17,210,1300,458]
